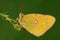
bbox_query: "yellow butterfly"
[18,12,56,37]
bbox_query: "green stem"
[0,13,21,31]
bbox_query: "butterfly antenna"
[19,7,24,19]
[20,7,23,13]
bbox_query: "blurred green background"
[0,0,60,40]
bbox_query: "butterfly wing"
[19,14,56,37]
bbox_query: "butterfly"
[18,12,56,37]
